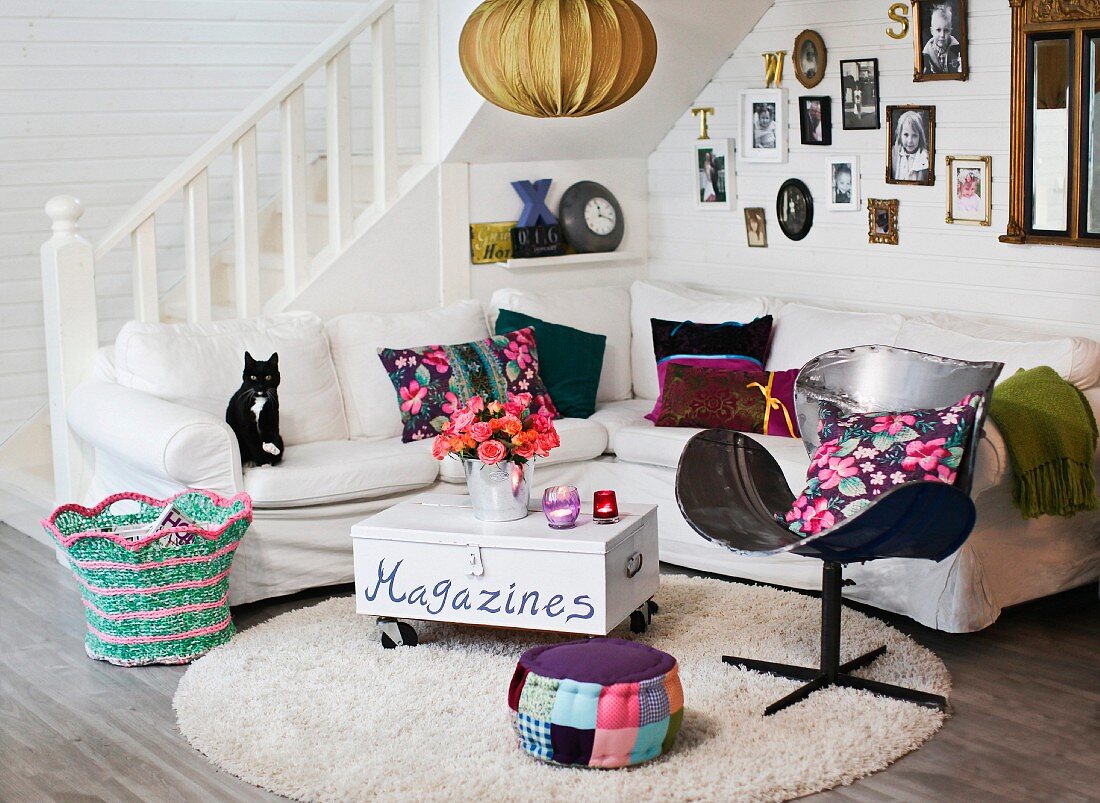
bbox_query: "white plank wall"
[647,0,1100,341]
[0,0,422,443]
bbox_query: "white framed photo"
[826,156,860,211]
[739,89,787,163]
[693,139,734,209]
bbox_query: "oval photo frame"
[776,179,814,241]
[794,29,827,89]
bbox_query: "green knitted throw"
[988,366,1098,519]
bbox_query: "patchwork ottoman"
[508,637,683,768]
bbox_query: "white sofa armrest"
[68,381,243,496]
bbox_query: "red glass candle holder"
[593,489,619,524]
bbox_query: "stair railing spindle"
[326,46,353,251]
[131,216,159,323]
[233,126,261,318]
[183,170,212,323]
[281,85,309,296]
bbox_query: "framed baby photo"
[868,198,900,244]
[744,207,768,247]
[886,104,936,185]
[945,154,991,225]
[739,88,787,163]
[913,0,969,82]
[839,58,880,130]
[794,29,827,89]
[799,96,831,145]
[693,139,734,209]
[826,156,860,211]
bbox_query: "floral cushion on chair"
[378,327,558,442]
[782,393,983,537]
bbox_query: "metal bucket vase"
[462,459,531,522]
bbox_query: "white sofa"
[68,280,1100,632]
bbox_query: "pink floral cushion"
[782,393,983,537]
[378,327,558,443]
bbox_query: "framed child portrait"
[886,105,936,185]
[944,155,991,225]
[839,58,880,130]
[913,0,969,82]
[799,96,831,145]
[744,207,768,247]
[868,198,900,244]
[826,157,860,211]
[693,139,734,209]
[739,89,787,163]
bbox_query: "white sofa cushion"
[436,417,609,482]
[326,300,489,440]
[766,303,904,371]
[114,312,347,446]
[488,286,632,403]
[588,399,656,454]
[630,281,769,400]
[895,313,1100,390]
[243,438,439,508]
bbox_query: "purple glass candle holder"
[542,485,581,529]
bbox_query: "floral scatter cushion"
[655,364,801,437]
[782,393,983,537]
[378,327,558,442]
[646,316,773,422]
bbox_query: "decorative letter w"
[762,51,786,87]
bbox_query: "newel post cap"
[45,195,84,234]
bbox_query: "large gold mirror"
[1002,0,1100,247]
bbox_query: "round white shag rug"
[174,575,949,802]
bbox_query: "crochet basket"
[43,490,252,667]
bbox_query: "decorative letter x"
[511,179,558,227]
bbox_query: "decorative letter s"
[886,3,909,39]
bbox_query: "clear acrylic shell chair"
[675,345,1003,715]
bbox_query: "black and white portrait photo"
[886,105,936,185]
[744,207,767,247]
[752,102,777,149]
[914,0,968,81]
[867,198,899,244]
[827,157,860,211]
[799,97,831,145]
[776,179,813,241]
[840,58,880,130]
[794,29,827,89]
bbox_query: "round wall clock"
[558,181,625,253]
[776,179,814,241]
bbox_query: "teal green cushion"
[495,309,606,419]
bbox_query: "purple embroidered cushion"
[378,327,558,443]
[654,364,801,437]
[645,316,774,422]
[782,393,983,537]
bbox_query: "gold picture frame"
[793,29,827,89]
[944,155,991,226]
[868,198,899,244]
[912,0,969,82]
[886,104,935,186]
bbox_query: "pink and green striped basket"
[43,489,252,667]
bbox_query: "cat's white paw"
[262,442,281,455]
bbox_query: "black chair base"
[722,562,948,716]
[722,648,947,716]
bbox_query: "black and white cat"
[226,351,284,467]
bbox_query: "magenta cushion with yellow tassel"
[654,364,801,438]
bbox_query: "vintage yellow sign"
[470,221,516,264]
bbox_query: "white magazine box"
[351,494,659,636]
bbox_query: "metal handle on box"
[625,552,644,578]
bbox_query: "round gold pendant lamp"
[458,0,658,118]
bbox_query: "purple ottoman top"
[519,637,676,685]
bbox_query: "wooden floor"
[3,523,1098,802]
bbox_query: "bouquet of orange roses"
[431,392,559,466]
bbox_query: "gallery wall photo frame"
[913,0,969,82]
[826,156,860,211]
[945,154,991,225]
[693,138,735,209]
[739,88,788,163]
[839,58,880,130]
[794,29,827,89]
[886,104,936,185]
[799,96,831,145]
[868,198,900,244]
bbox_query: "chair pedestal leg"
[720,563,946,716]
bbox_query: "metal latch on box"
[466,545,484,576]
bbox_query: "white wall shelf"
[503,251,636,269]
